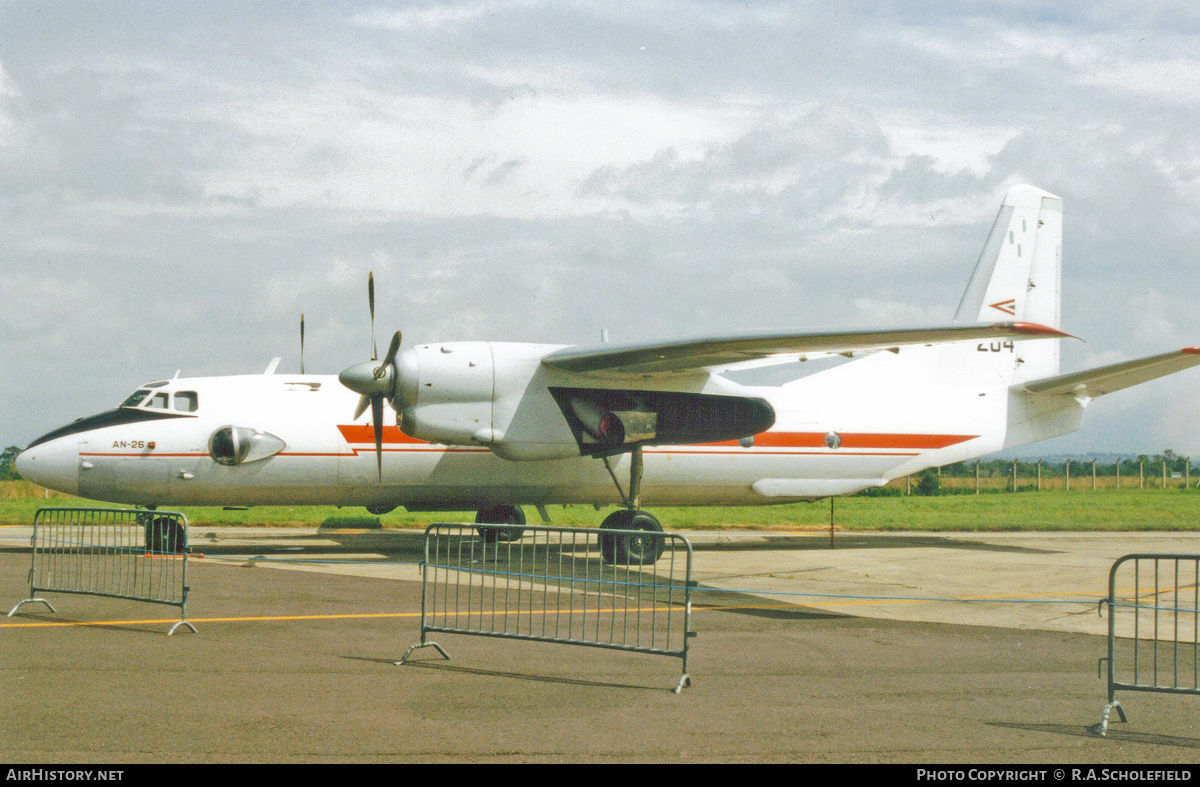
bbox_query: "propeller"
[369,271,378,362]
[339,272,406,483]
[299,313,305,375]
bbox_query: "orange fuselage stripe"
[337,425,976,451]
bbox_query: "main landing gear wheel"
[599,509,664,566]
[145,516,186,554]
[475,504,526,543]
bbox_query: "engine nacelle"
[393,341,586,460]
[396,342,496,446]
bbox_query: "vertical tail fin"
[953,184,1063,383]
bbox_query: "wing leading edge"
[542,322,1070,375]
[1016,348,1200,399]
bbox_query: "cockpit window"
[120,389,151,408]
[174,391,199,413]
[120,388,199,412]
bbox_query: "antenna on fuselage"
[300,313,306,375]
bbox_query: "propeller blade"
[371,395,385,483]
[375,331,402,380]
[368,271,377,361]
[300,313,305,375]
[353,394,370,421]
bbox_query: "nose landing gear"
[138,509,187,554]
[475,503,526,543]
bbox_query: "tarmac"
[2,525,1200,763]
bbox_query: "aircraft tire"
[599,509,664,566]
[475,504,526,543]
[145,516,186,554]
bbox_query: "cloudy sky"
[2,0,1199,457]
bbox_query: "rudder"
[953,184,1063,383]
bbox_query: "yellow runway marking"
[2,592,1104,631]
[0,606,769,630]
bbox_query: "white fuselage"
[16,340,1047,512]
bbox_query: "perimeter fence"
[399,523,695,693]
[908,457,1197,494]
[6,506,196,635]
[1099,554,1200,735]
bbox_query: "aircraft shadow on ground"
[190,528,428,558]
[688,583,848,620]
[187,529,1060,559]
[390,659,665,692]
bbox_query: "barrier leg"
[397,640,451,665]
[7,597,56,616]
[1099,699,1126,736]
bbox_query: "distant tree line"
[0,446,20,481]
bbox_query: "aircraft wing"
[541,322,1069,375]
[1016,348,1200,398]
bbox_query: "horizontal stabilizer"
[542,322,1069,375]
[1016,348,1200,399]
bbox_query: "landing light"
[208,426,286,466]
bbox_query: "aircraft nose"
[14,441,79,497]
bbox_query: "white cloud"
[0,61,18,99]
[352,1,537,32]
[0,61,21,145]
[2,2,1200,455]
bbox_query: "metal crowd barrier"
[6,507,196,635]
[399,523,695,692]
[1099,554,1200,735]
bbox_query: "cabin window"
[174,391,199,412]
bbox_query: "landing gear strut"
[599,445,665,565]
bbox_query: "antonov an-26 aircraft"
[16,185,1200,562]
